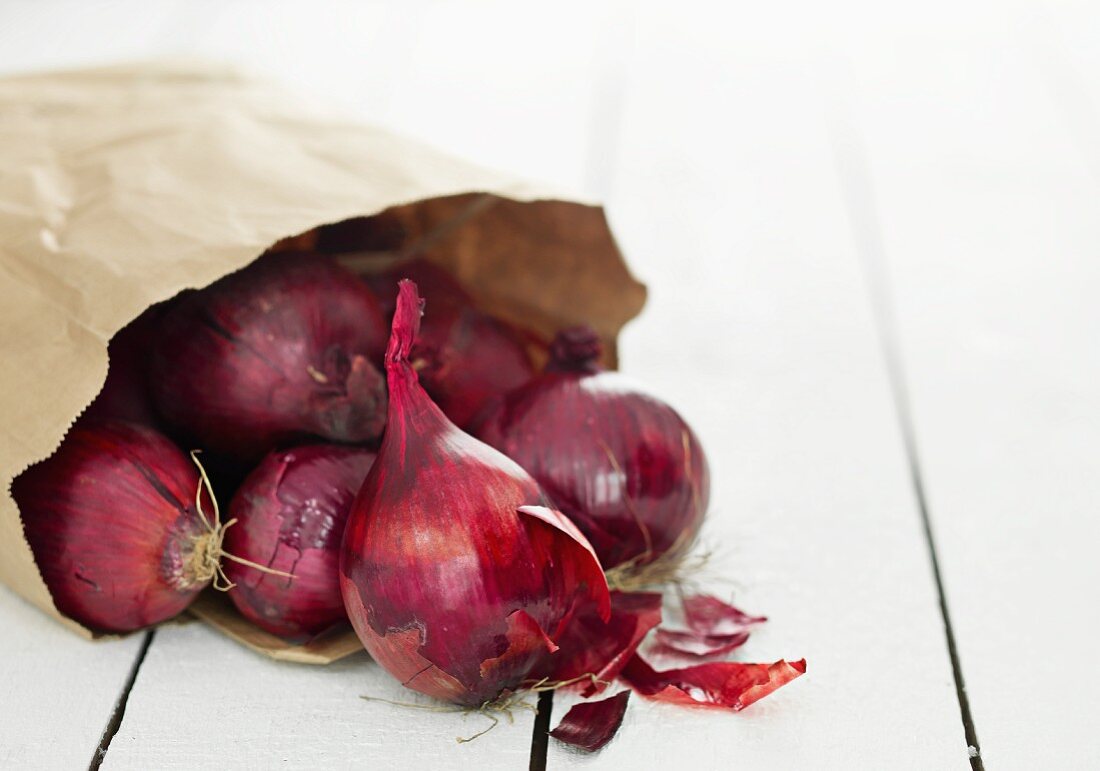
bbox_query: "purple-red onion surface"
[223,444,375,641]
[13,421,214,632]
[79,304,167,427]
[150,253,389,462]
[369,260,535,428]
[474,326,710,569]
[340,280,610,706]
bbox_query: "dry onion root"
[185,450,296,592]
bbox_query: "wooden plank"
[547,8,968,769]
[99,621,539,770]
[0,586,145,769]
[842,11,1100,769]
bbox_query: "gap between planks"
[89,629,155,771]
[829,115,985,771]
[529,691,554,771]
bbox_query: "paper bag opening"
[0,62,644,664]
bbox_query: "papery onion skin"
[682,594,767,635]
[652,594,765,658]
[620,655,806,711]
[223,444,375,641]
[150,252,389,463]
[549,691,631,752]
[340,280,610,707]
[369,260,536,428]
[550,591,663,697]
[12,421,212,633]
[474,326,710,569]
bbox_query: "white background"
[1,1,1098,769]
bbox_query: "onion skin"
[370,260,536,428]
[340,280,610,707]
[150,252,389,463]
[474,326,710,569]
[223,444,375,641]
[12,421,211,633]
[549,691,631,752]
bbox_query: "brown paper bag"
[0,62,645,663]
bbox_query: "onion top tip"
[387,279,426,366]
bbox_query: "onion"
[80,304,167,427]
[369,260,536,428]
[474,326,710,570]
[150,252,389,463]
[222,444,375,641]
[340,280,610,706]
[12,421,217,632]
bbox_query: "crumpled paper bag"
[0,61,645,663]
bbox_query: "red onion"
[474,326,710,570]
[549,691,631,752]
[150,252,389,462]
[80,304,166,427]
[12,421,217,632]
[222,444,375,641]
[369,260,536,428]
[340,280,610,707]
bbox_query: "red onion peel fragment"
[549,691,631,752]
[550,591,662,697]
[653,628,752,659]
[653,594,767,659]
[620,654,806,711]
[683,593,767,635]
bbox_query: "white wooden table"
[2,2,1098,768]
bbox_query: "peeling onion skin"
[150,252,389,463]
[340,280,610,707]
[474,326,711,569]
[369,260,536,428]
[551,591,663,697]
[223,444,375,641]
[12,421,211,633]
